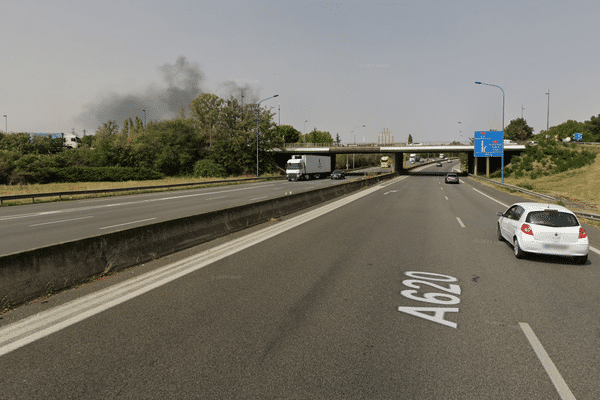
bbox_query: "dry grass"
[499,144,600,206]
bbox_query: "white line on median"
[456,217,465,227]
[29,216,94,227]
[519,323,576,400]
[250,196,268,201]
[99,218,157,230]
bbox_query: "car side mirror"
[496,212,504,217]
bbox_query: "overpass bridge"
[276,143,526,176]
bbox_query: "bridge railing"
[283,141,473,148]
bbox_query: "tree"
[542,119,586,141]
[133,119,206,175]
[189,93,224,147]
[407,134,413,144]
[278,125,301,144]
[584,114,600,142]
[504,118,533,142]
[304,128,333,144]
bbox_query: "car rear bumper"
[519,236,589,256]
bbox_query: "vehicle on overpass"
[380,156,391,168]
[496,202,589,264]
[286,155,332,181]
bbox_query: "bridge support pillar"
[394,153,405,174]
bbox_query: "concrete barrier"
[0,173,396,308]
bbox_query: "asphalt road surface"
[0,175,366,256]
[1,165,599,399]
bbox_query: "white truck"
[286,155,332,181]
[409,153,420,163]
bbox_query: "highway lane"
[0,175,369,256]
[1,170,599,398]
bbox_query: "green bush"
[518,183,534,190]
[194,159,227,178]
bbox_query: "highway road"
[1,160,599,399]
[0,174,370,256]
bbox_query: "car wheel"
[513,237,524,259]
[497,224,504,241]
[575,255,588,265]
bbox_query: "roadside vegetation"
[0,93,336,186]
[489,143,600,214]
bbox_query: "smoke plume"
[217,80,261,106]
[76,56,204,132]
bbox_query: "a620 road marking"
[398,271,461,329]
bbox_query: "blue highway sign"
[474,131,503,157]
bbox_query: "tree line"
[0,93,337,185]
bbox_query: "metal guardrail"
[471,175,600,222]
[0,177,282,205]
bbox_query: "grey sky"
[2,0,599,143]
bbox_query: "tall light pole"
[2,115,6,134]
[256,94,279,177]
[458,121,473,143]
[143,109,147,129]
[545,89,550,132]
[351,125,365,169]
[475,81,505,183]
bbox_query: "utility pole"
[546,89,550,131]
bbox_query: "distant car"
[496,202,589,264]
[445,173,459,184]
[330,170,345,179]
[447,159,452,163]
[436,162,443,167]
[528,141,538,145]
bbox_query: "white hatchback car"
[497,202,589,264]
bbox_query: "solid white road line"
[29,216,94,227]
[0,176,408,357]
[519,323,576,400]
[99,218,157,230]
[456,217,465,228]
[472,188,509,208]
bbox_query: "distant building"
[378,128,394,145]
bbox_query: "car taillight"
[579,227,588,239]
[521,224,533,235]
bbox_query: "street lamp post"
[350,125,365,169]
[545,89,550,132]
[475,81,505,183]
[3,115,6,134]
[256,95,279,177]
[143,109,147,129]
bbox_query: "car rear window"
[525,210,579,227]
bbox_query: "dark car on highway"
[436,162,443,167]
[330,170,346,179]
[445,173,459,184]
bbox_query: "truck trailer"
[286,155,332,181]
